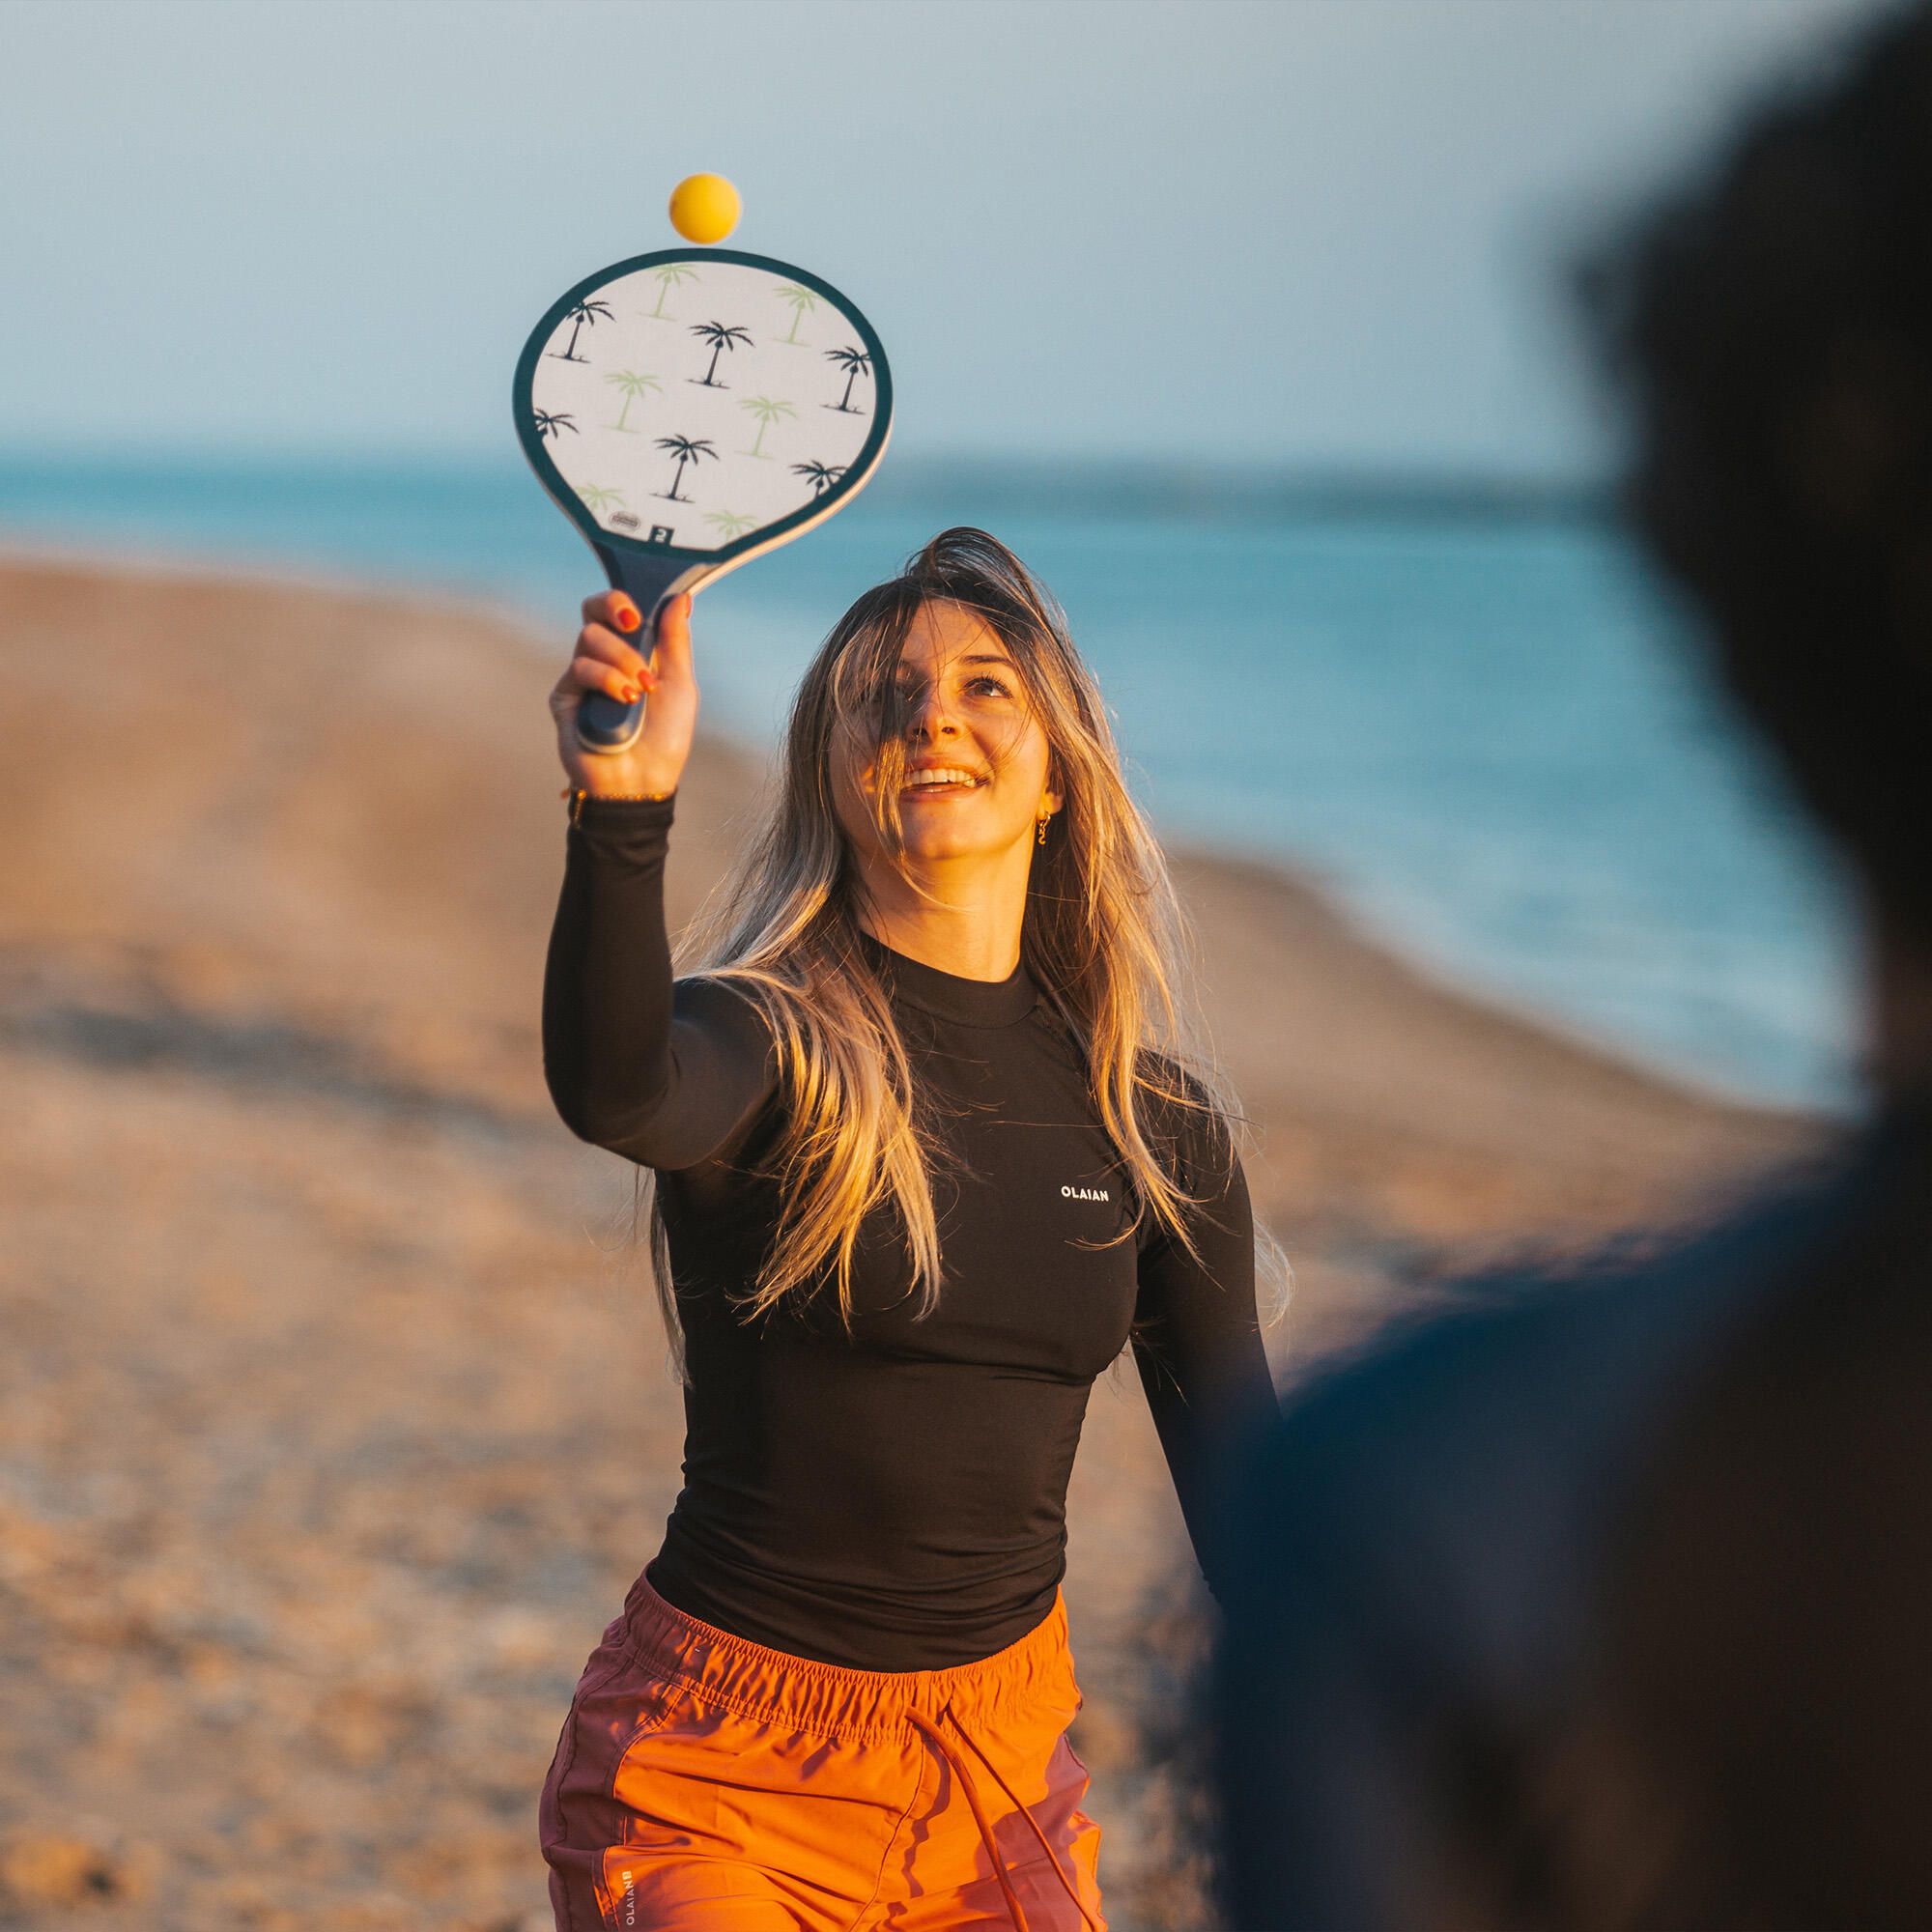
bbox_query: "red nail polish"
[615,603,640,632]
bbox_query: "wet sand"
[0,559,1819,1929]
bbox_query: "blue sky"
[0,0,1885,476]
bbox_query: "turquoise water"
[0,458,1859,1111]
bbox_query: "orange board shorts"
[539,1574,1106,1930]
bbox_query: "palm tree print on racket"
[702,509,757,541]
[604,370,663,433]
[689,321,753,388]
[575,483,626,516]
[550,298,613,363]
[654,436,717,502]
[737,395,796,458]
[644,263,699,320]
[532,409,578,442]
[790,460,846,497]
[823,345,871,413]
[773,284,820,345]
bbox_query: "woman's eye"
[967,676,1011,697]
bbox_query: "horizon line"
[0,446,1618,524]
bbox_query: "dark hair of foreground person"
[1214,8,1932,1927]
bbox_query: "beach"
[0,559,1820,1930]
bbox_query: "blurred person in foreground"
[1215,8,1932,1927]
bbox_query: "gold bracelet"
[563,786,674,825]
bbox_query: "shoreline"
[0,557,1823,1925]
[1,550,1820,1361]
[0,524,1847,1122]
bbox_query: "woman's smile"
[902,761,987,796]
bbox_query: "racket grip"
[576,688,646,754]
[577,552,684,753]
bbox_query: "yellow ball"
[668,174,741,245]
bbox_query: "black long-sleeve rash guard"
[544,795,1280,1671]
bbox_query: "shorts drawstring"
[906,1706,1105,1932]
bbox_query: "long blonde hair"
[647,527,1278,1362]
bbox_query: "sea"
[0,454,1861,1115]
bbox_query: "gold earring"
[1036,813,1050,846]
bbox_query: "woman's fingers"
[550,639,650,713]
[581,589,646,637]
[570,623,656,689]
[548,661,631,717]
[650,593,694,682]
[572,592,690,681]
[570,651,644,706]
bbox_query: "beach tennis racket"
[515,247,893,752]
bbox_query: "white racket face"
[516,250,892,568]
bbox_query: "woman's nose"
[909,682,958,739]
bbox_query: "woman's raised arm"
[542,594,775,1171]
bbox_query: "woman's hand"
[550,591,698,799]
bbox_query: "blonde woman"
[537,528,1279,1931]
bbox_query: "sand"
[0,558,1819,1930]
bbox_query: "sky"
[0,0,1890,477]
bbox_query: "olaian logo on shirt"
[1061,1184,1110,1203]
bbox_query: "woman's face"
[833,598,1061,871]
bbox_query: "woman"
[538,528,1280,1931]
